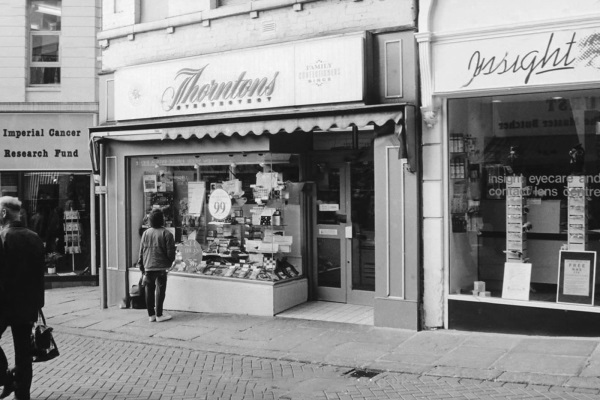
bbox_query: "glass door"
[313,160,375,305]
[314,164,349,302]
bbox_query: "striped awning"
[159,110,403,140]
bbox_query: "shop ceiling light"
[35,4,61,16]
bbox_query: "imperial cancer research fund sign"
[433,26,600,93]
[114,35,365,121]
[0,114,93,171]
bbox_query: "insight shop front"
[418,0,600,335]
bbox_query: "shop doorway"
[313,160,375,306]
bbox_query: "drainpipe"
[99,142,107,308]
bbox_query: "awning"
[89,104,405,141]
[160,110,403,140]
[88,104,410,173]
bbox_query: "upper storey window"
[29,0,62,85]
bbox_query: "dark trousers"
[0,322,33,399]
[144,271,168,317]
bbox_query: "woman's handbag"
[31,309,59,362]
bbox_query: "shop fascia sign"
[161,65,278,113]
[114,35,364,121]
[0,114,92,171]
[433,27,600,93]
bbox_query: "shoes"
[156,313,172,322]
[148,315,156,322]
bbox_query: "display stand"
[567,177,587,251]
[63,209,81,272]
[505,175,529,263]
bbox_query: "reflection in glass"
[316,166,341,224]
[317,237,341,288]
[350,161,375,291]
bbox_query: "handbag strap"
[38,309,46,325]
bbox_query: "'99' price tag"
[208,188,232,220]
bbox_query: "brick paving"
[0,331,597,400]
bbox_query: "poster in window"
[501,262,532,301]
[143,174,157,193]
[188,182,206,216]
[557,250,596,306]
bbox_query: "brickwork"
[2,330,598,400]
[100,0,415,70]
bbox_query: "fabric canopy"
[159,110,403,140]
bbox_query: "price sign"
[208,188,232,220]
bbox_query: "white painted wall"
[418,0,600,329]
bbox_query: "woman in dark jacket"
[136,208,175,322]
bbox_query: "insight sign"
[433,27,600,93]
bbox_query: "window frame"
[28,1,62,86]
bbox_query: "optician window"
[29,0,61,85]
[449,90,600,306]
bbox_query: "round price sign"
[208,188,232,220]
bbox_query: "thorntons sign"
[433,27,600,93]
[161,67,278,112]
[115,35,364,121]
[0,114,92,171]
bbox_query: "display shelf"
[567,177,587,251]
[505,175,529,263]
[129,269,307,316]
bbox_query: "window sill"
[448,293,600,313]
[27,86,61,92]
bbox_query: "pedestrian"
[136,208,175,322]
[0,196,45,400]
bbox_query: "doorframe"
[309,154,376,306]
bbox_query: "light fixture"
[552,96,563,100]
[194,164,200,169]
[35,4,61,17]
[492,99,502,103]
[154,163,160,169]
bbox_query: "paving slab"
[511,337,599,356]
[436,345,507,369]
[493,352,587,375]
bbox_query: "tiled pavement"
[0,287,599,399]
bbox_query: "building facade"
[93,0,422,328]
[0,0,100,285]
[417,0,600,334]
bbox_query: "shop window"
[29,0,61,85]
[449,90,600,307]
[0,172,91,275]
[129,153,303,282]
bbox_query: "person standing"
[136,208,175,322]
[0,196,45,400]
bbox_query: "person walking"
[0,196,45,400]
[136,208,175,322]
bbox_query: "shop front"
[0,113,96,282]
[92,32,421,328]
[418,0,600,335]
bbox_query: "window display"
[449,90,600,306]
[131,153,303,284]
[0,171,91,274]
